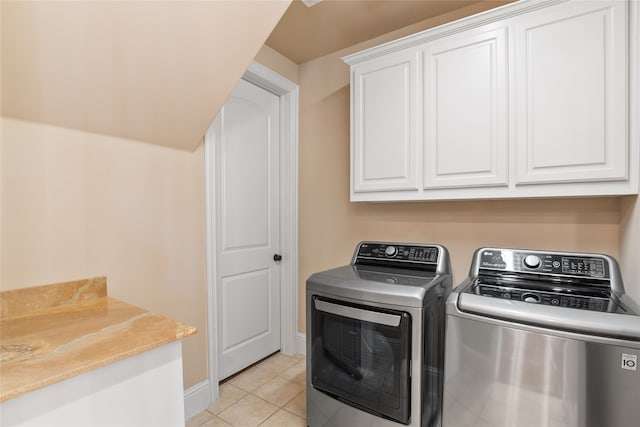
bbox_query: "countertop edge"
[1,293,197,402]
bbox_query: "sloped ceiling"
[0,0,292,151]
[267,0,480,64]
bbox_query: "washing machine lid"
[456,290,640,340]
[453,247,640,340]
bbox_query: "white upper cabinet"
[423,26,508,189]
[513,0,628,185]
[351,49,420,193]
[343,0,638,202]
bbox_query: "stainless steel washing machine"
[444,247,640,427]
[306,241,452,427]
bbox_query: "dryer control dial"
[385,246,398,257]
[523,255,541,269]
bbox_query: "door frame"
[204,61,299,401]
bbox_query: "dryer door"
[310,295,412,424]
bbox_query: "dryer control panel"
[355,242,439,264]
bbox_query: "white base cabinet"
[0,342,186,427]
[344,0,638,202]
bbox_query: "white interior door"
[214,78,281,380]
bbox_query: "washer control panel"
[356,242,439,264]
[479,249,609,279]
[475,284,608,312]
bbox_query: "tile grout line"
[191,352,306,427]
[218,385,303,426]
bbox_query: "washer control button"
[524,255,541,269]
[523,293,541,304]
[385,246,398,257]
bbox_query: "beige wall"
[255,45,299,84]
[296,2,628,334]
[0,44,297,393]
[0,118,207,389]
[620,196,640,302]
[1,0,637,399]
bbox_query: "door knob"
[273,254,282,262]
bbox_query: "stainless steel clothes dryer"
[307,241,452,427]
[444,248,640,427]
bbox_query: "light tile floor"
[187,352,306,427]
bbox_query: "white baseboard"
[296,332,306,355]
[184,380,210,421]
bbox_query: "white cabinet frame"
[513,0,628,185]
[423,26,509,189]
[343,0,639,202]
[351,49,421,194]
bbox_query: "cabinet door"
[423,27,508,189]
[513,0,628,185]
[352,50,419,194]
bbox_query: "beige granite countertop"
[0,277,196,402]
